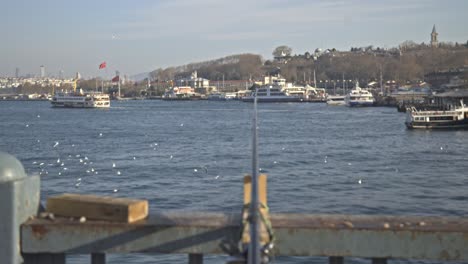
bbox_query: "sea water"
[1,100,467,263]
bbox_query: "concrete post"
[0,152,40,264]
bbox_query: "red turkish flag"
[111,75,120,82]
[99,62,106,69]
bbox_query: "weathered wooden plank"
[242,174,270,245]
[46,193,148,223]
[243,174,267,205]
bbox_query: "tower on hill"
[431,25,438,48]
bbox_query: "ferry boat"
[162,86,202,100]
[305,85,327,102]
[241,85,302,103]
[345,82,375,107]
[326,95,346,106]
[405,100,468,129]
[51,81,110,108]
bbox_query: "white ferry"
[51,80,110,108]
[345,82,375,107]
[51,91,110,108]
[405,100,468,129]
[241,85,302,103]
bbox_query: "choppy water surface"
[1,100,467,263]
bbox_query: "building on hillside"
[40,65,45,78]
[431,90,468,109]
[214,80,254,92]
[424,67,467,91]
[175,71,210,89]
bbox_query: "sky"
[1,0,467,79]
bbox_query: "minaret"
[431,24,438,48]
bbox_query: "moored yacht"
[345,82,375,107]
[326,95,346,106]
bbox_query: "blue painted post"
[0,152,40,264]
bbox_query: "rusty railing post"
[0,152,40,264]
[91,253,106,264]
[372,258,387,264]
[329,256,344,264]
[189,253,203,264]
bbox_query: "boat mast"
[313,69,317,88]
[342,73,346,95]
[118,75,121,98]
[118,79,120,98]
[380,64,383,96]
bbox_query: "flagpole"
[99,62,107,93]
[118,73,121,98]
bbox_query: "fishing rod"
[228,87,274,264]
[248,88,261,264]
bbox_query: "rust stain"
[439,249,451,260]
[31,225,48,240]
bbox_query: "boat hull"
[326,96,346,106]
[327,101,346,106]
[241,96,302,103]
[346,101,374,107]
[405,119,468,129]
[51,102,109,108]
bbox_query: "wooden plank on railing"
[46,193,148,223]
[242,174,270,245]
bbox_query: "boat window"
[429,116,453,121]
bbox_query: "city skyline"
[2,0,467,79]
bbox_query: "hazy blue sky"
[2,0,467,78]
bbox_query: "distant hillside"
[149,54,264,81]
[130,72,150,82]
[145,41,468,86]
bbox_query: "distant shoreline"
[0,98,49,101]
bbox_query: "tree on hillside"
[272,45,292,57]
[400,40,419,51]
